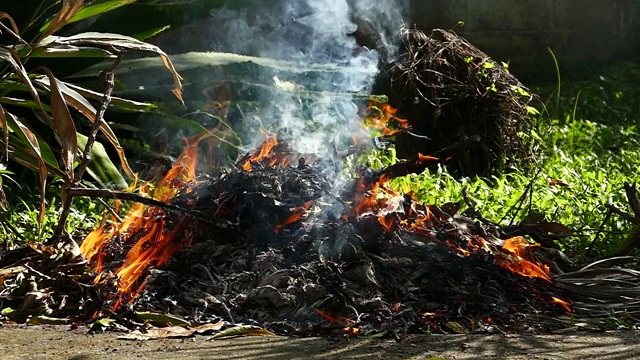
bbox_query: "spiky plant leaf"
[36,0,85,44]
[32,74,135,179]
[40,0,137,32]
[38,68,78,184]
[41,32,183,104]
[0,47,46,115]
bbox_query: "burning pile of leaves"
[2,102,640,338]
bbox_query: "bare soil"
[1,324,639,360]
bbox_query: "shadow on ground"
[1,325,639,359]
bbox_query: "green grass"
[396,122,636,255]
[0,184,104,248]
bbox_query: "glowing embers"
[80,136,204,309]
[241,134,291,171]
[353,177,555,283]
[315,309,362,336]
[275,200,315,234]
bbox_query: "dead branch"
[65,188,221,226]
[625,183,640,219]
[373,135,481,182]
[605,203,640,225]
[50,52,124,244]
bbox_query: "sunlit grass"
[388,107,639,258]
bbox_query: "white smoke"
[211,0,406,156]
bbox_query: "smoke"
[211,0,406,156]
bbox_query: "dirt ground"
[1,324,640,360]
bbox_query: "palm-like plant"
[0,0,182,234]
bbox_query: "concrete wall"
[410,0,640,81]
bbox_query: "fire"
[80,135,207,308]
[275,200,314,233]
[81,130,308,308]
[343,326,361,336]
[80,98,563,315]
[366,100,410,136]
[242,134,290,171]
[315,309,355,324]
[497,237,551,281]
[417,153,439,163]
[551,296,572,312]
[354,177,407,232]
[351,133,554,283]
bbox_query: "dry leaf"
[548,178,571,188]
[208,324,275,340]
[445,321,468,334]
[194,321,225,334]
[39,68,77,184]
[118,322,226,341]
[119,326,193,341]
[37,0,84,43]
[135,311,190,326]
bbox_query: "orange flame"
[378,215,395,232]
[350,127,554,284]
[275,200,314,233]
[242,134,289,171]
[81,135,208,309]
[344,326,361,336]
[365,101,410,136]
[551,296,572,312]
[315,309,355,324]
[497,237,551,281]
[417,153,439,163]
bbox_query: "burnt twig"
[373,135,481,182]
[65,188,221,226]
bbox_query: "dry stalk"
[49,52,123,244]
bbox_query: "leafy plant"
[0,0,182,238]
